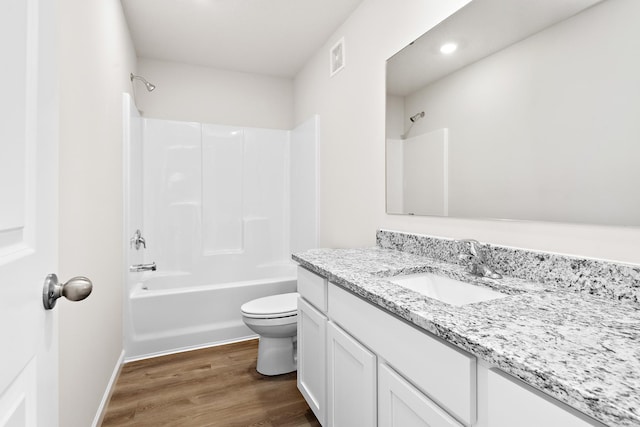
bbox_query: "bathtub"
[124,275,297,360]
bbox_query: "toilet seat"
[241,292,299,319]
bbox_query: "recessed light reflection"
[440,42,458,54]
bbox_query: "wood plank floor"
[101,339,320,426]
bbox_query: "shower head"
[409,111,425,123]
[400,111,426,139]
[130,73,156,92]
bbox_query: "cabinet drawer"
[297,266,327,312]
[329,283,476,426]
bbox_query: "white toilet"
[241,292,299,376]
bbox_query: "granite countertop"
[293,247,640,427]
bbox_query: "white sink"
[389,272,508,306]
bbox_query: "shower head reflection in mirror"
[401,111,425,140]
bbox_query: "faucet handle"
[457,252,473,263]
[130,229,147,250]
[456,239,482,257]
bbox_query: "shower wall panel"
[143,119,202,274]
[202,125,244,254]
[243,128,289,266]
[142,119,294,286]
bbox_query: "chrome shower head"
[130,73,156,92]
[400,111,426,139]
[409,111,425,122]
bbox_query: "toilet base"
[256,335,297,376]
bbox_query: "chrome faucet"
[130,229,146,250]
[129,262,157,272]
[456,239,502,279]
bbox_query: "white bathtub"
[124,275,297,360]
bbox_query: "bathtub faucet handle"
[130,229,146,250]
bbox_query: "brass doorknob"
[42,274,93,310]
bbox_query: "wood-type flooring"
[101,339,320,426]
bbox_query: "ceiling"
[387,0,603,96]
[121,0,364,78]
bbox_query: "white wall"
[57,0,137,425]
[294,0,640,265]
[136,58,294,130]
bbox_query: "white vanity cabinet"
[298,266,378,427]
[296,265,606,427]
[329,283,476,427]
[297,266,475,426]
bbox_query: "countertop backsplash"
[376,229,640,305]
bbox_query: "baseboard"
[92,349,125,427]
[123,335,258,363]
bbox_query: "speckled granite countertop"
[293,247,640,427]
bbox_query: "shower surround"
[123,94,317,359]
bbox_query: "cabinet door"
[298,297,327,425]
[327,321,377,427]
[379,363,463,427]
[487,369,604,427]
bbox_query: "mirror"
[386,0,640,226]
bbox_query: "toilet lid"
[241,292,299,319]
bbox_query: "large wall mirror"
[385,0,640,226]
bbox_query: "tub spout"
[130,262,157,272]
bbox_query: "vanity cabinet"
[329,283,476,426]
[298,266,378,426]
[297,266,474,426]
[297,265,610,427]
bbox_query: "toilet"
[241,292,299,376]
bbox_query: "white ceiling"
[387,0,603,97]
[121,0,364,78]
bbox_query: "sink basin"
[389,272,508,306]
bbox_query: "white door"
[0,0,59,425]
